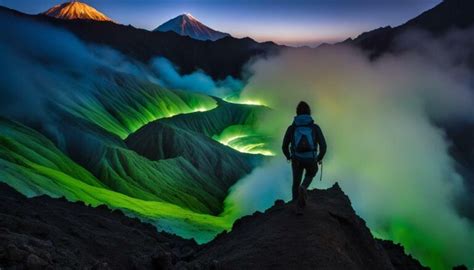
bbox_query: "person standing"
[282,101,327,214]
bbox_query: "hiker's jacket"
[282,114,327,161]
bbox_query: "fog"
[226,28,474,269]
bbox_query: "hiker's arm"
[315,125,327,162]
[282,126,292,160]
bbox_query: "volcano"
[154,13,230,41]
[42,1,112,22]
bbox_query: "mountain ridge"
[346,0,474,57]
[0,182,430,269]
[194,183,429,270]
[0,5,282,80]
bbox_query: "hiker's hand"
[317,160,322,165]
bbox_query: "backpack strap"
[311,124,318,144]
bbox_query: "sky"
[0,0,442,47]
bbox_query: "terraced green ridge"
[0,119,105,194]
[144,99,275,156]
[31,73,258,215]
[212,125,274,156]
[0,73,274,242]
[54,101,268,215]
[0,118,235,242]
[62,74,217,139]
[156,100,267,136]
[124,100,272,199]
[49,112,227,215]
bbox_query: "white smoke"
[226,28,474,269]
[150,57,243,98]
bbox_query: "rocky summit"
[0,182,427,269]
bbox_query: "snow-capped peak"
[154,13,230,41]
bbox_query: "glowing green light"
[0,119,233,242]
[62,78,218,139]
[223,96,267,107]
[212,125,274,156]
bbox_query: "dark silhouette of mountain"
[347,0,474,57]
[155,13,230,41]
[444,124,474,220]
[0,5,281,80]
[41,1,113,22]
[0,182,428,269]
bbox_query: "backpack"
[292,124,317,159]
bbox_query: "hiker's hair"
[296,101,311,115]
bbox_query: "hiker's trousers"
[291,158,318,201]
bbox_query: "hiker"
[282,101,327,211]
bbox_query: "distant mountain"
[42,1,112,22]
[155,13,230,41]
[346,0,474,57]
[0,6,281,80]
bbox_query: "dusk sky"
[0,0,441,46]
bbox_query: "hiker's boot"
[295,205,303,215]
[295,200,303,215]
[298,186,307,208]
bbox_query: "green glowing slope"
[62,74,217,139]
[0,118,105,193]
[145,99,274,156]
[212,125,273,156]
[156,100,267,137]
[126,120,254,193]
[0,115,226,214]
[49,113,225,214]
[0,73,273,244]
[26,73,250,214]
[0,118,232,242]
[12,73,270,215]
[125,100,272,193]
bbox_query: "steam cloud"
[0,14,152,123]
[0,12,238,128]
[226,28,474,269]
[150,57,243,98]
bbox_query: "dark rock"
[91,261,111,270]
[152,251,173,270]
[209,260,220,270]
[0,183,197,270]
[7,244,27,261]
[273,199,285,208]
[26,253,49,270]
[175,246,195,261]
[174,261,190,270]
[194,184,425,270]
[378,240,429,270]
[0,182,430,270]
